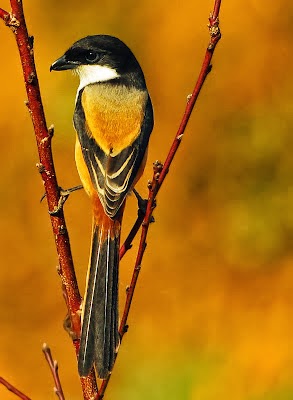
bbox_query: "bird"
[50,35,154,378]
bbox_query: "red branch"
[98,0,222,397]
[0,8,9,20]
[0,377,31,400]
[119,209,145,259]
[156,3,221,194]
[0,1,98,398]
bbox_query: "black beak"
[50,54,78,71]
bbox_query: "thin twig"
[0,8,9,20]
[42,344,65,400]
[119,213,145,259]
[98,0,222,397]
[118,161,162,336]
[0,1,98,398]
[0,377,32,400]
[155,1,222,195]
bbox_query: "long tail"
[78,209,121,378]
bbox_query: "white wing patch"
[107,150,135,181]
[87,145,137,217]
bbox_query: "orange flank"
[75,138,94,197]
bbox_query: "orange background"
[1,1,293,399]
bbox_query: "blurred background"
[1,0,293,399]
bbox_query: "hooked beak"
[50,54,79,71]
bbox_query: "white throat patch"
[76,64,120,93]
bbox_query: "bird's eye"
[85,51,100,63]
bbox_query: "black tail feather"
[78,223,120,378]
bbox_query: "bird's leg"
[40,184,84,215]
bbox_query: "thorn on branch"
[150,215,155,223]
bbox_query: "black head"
[50,35,146,89]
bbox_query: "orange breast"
[81,84,147,156]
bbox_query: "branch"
[42,344,65,400]
[0,8,9,20]
[1,1,98,398]
[98,0,222,397]
[155,1,221,194]
[119,190,149,260]
[0,377,31,400]
[119,212,144,259]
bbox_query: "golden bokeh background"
[1,0,293,399]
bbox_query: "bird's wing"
[74,93,153,218]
